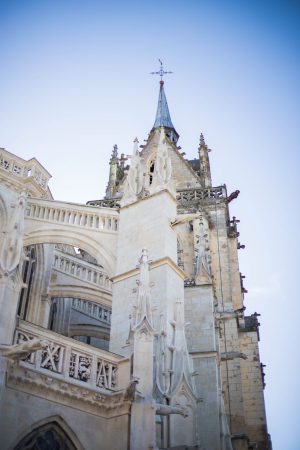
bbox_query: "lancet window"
[149,159,155,185]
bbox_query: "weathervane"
[150,59,173,83]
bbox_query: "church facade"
[0,78,271,450]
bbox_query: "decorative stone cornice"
[112,256,186,283]
[7,364,131,418]
[120,187,177,210]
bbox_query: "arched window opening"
[149,159,155,185]
[14,421,77,450]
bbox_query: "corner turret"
[105,145,118,199]
[198,133,212,188]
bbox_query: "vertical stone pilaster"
[130,322,156,450]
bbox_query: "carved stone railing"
[87,186,227,213]
[52,250,112,292]
[176,186,227,208]
[86,186,227,212]
[14,321,122,392]
[87,198,121,209]
[72,298,111,324]
[25,198,119,232]
[0,148,50,190]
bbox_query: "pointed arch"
[11,415,84,450]
[23,229,115,276]
[169,377,198,448]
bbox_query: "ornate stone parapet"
[176,185,227,212]
[25,198,119,232]
[0,148,51,197]
[85,185,228,213]
[11,320,127,393]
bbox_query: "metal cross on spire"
[150,59,173,84]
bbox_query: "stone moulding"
[112,256,187,284]
[7,364,131,418]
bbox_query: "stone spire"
[198,133,212,188]
[105,145,119,198]
[151,80,179,144]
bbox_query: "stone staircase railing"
[14,321,122,392]
[25,198,119,232]
[52,250,112,292]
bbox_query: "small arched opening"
[14,419,80,450]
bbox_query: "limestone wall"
[239,330,269,449]
[1,387,129,450]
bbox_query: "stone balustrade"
[53,250,112,292]
[72,298,111,324]
[14,321,121,391]
[87,198,121,208]
[176,186,227,206]
[0,148,50,190]
[25,198,119,232]
[86,186,227,212]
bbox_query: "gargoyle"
[0,338,48,360]
[221,351,247,361]
[124,378,140,401]
[226,190,240,204]
[156,403,189,417]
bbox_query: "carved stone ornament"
[132,248,154,328]
[0,190,26,275]
[194,216,212,285]
[155,128,172,184]
[221,351,247,361]
[121,138,144,207]
[150,128,175,195]
[156,403,188,417]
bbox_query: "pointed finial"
[112,144,118,158]
[200,133,206,147]
[139,248,149,264]
[133,137,139,155]
[150,59,173,85]
[198,133,212,188]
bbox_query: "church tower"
[0,64,271,450]
[108,63,271,450]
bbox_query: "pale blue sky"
[1,1,299,448]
